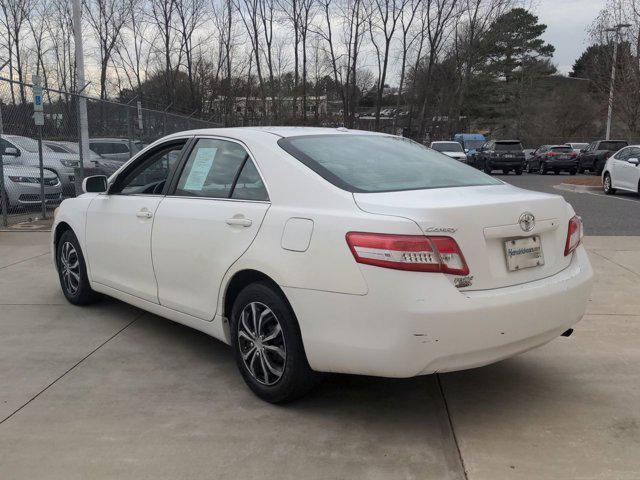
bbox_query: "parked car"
[1,135,79,196]
[526,145,578,175]
[430,141,468,162]
[602,145,640,196]
[52,127,593,403]
[44,140,104,161]
[476,140,526,174]
[566,142,588,155]
[453,133,486,166]
[89,138,145,162]
[578,140,628,175]
[2,163,62,208]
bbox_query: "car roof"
[431,141,458,144]
[90,138,134,142]
[160,126,387,141]
[494,139,521,143]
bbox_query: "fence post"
[0,102,7,228]
[33,75,46,219]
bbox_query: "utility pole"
[605,23,631,140]
[72,0,89,185]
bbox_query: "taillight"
[564,215,583,256]
[345,232,469,275]
[547,152,557,157]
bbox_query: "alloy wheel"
[237,302,287,386]
[604,175,611,193]
[59,241,80,295]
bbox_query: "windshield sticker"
[183,147,217,190]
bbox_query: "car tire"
[539,163,547,175]
[483,162,492,174]
[603,173,616,195]
[230,281,321,403]
[570,169,577,175]
[577,166,584,174]
[501,169,508,175]
[56,230,99,305]
[525,163,532,173]
[515,168,522,175]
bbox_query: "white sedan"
[52,127,593,403]
[602,145,640,196]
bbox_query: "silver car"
[2,164,62,208]
[1,135,80,196]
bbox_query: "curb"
[554,183,602,193]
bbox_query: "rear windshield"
[600,141,628,151]
[278,134,501,193]
[495,142,523,151]
[431,142,463,152]
[463,139,484,149]
[550,146,573,153]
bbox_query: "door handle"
[226,217,252,227]
[136,209,153,219]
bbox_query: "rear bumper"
[488,160,525,168]
[547,160,578,169]
[285,246,593,377]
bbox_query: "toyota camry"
[52,127,593,403]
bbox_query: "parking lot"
[1,173,639,480]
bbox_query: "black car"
[526,145,578,175]
[476,140,525,175]
[578,140,628,175]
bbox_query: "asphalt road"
[498,172,640,236]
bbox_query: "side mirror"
[580,149,586,154]
[82,175,108,193]
[628,157,639,165]
[3,146,19,157]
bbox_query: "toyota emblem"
[519,212,535,232]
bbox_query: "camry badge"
[519,212,535,232]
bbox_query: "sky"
[535,0,606,74]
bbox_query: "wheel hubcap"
[605,176,610,190]
[59,241,80,295]
[237,302,286,386]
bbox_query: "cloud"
[535,0,606,73]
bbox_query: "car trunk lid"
[353,184,572,291]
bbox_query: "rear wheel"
[570,169,577,175]
[525,162,532,173]
[603,173,616,195]
[515,168,522,175]
[501,169,508,175]
[483,162,492,174]
[230,281,321,403]
[56,230,99,305]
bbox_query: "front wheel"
[56,230,99,305]
[539,163,547,175]
[570,169,577,175]
[603,173,616,195]
[230,281,321,403]
[515,168,523,175]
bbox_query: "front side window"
[615,148,630,160]
[111,143,130,154]
[278,134,501,193]
[112,141,185,195]
[174,138,268,200]
[600,141,628,151]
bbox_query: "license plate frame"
[504,236,544,271]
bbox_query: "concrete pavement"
[0,232,639,479]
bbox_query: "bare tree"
[0,0,32,103]
[367,0,408,129]
[150,0,177,105]
[84,0,130,99]
[418,0,460,138]
[175,0,206,110]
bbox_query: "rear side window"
[550,146,573,153]
[278,134,500,193]
[494,142,523,151]
[174,138,268,200]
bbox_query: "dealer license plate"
[504,236,544,271]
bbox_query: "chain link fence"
[0,77,219,228]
